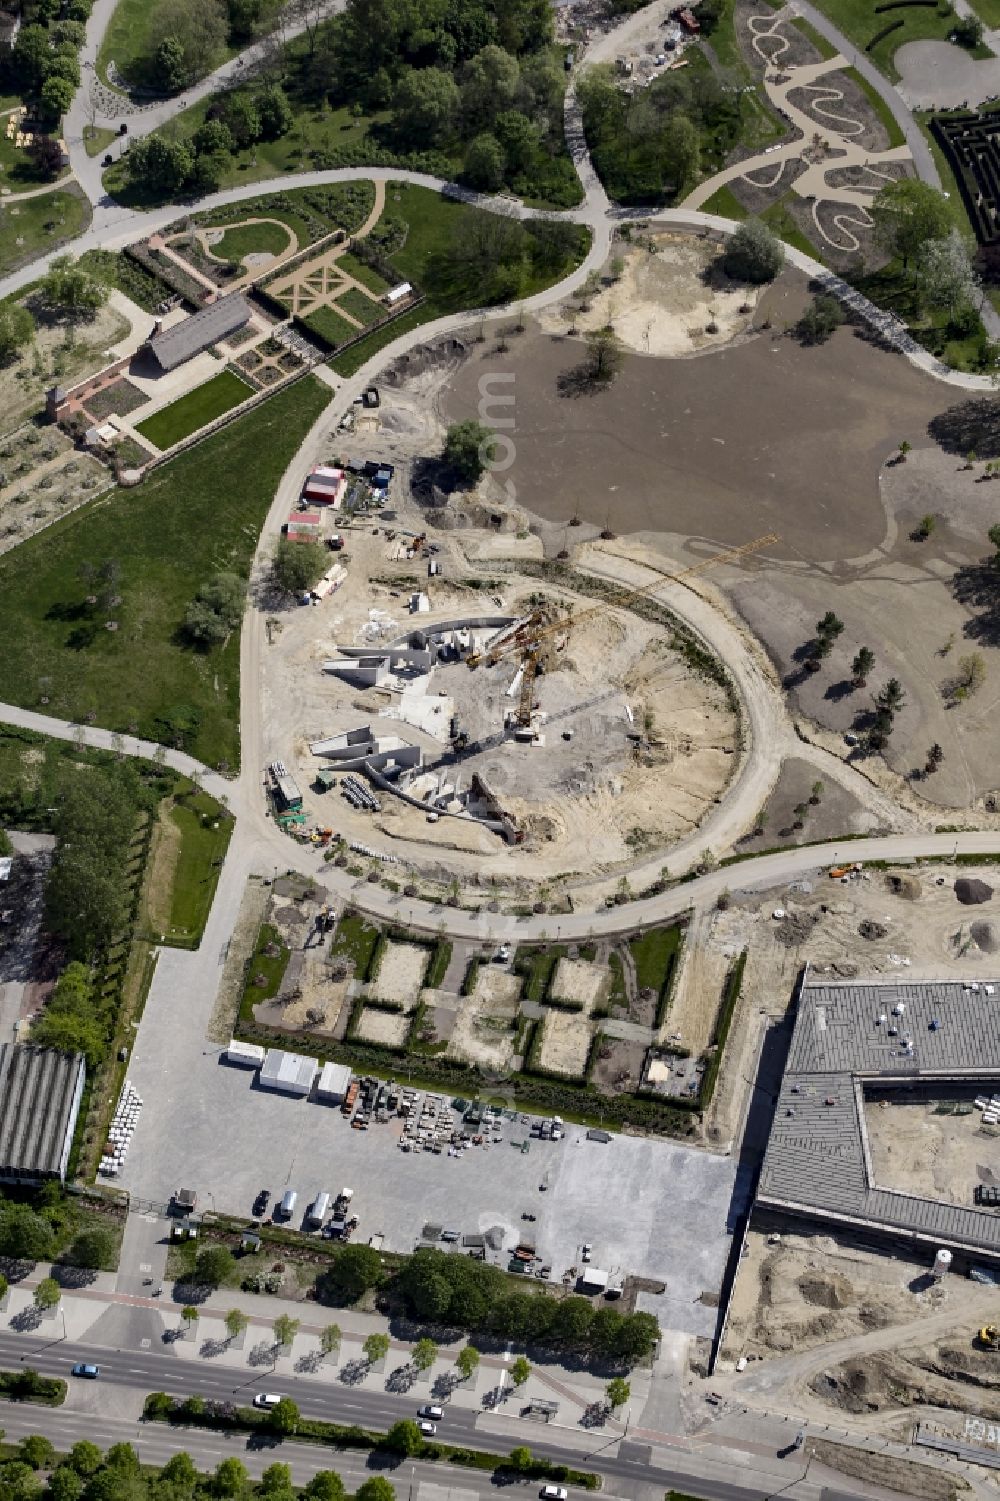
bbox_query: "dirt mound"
[774,910,819,947]
[972,919,1000,952]
[859,919,888,941]
[886,872,920,900]
[798,1271,855,1310]
[956,876,993,905]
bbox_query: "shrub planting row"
[0,1366,66,1405]
[866,17,904,48]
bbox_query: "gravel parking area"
[118,1047,739,1337]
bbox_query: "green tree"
[38,255,109,318]
[193,1245,234,1289]
[213,1456,249,1497]
[66,1443,102,1477]
[393,67,460,146]
[222,93,262,147]
[385,1419,423,1455]
[12,25,51,91]
[224,1308,248,1342]
[464,132,505,191]
[508,1446,533,1471]
[662,112,699,190]
[411,1337,437,1372]
[551,1296,593,1345]
[181,1304,199,1327]
[723,219,784,284]
[19,1435,54,1470]
[795,293,844,345]
[363,1331,390,1365]
[443,420,496,485]
[272,1313,300,1349]
[193,118,234,157]
[258,1462,294,1499]
[46,1467,83,1501]
[0,1272,8,1302]
[914,228,980,315]
[66,1228,115,1270]
[184,572,245,647]
[271,537,327,596]
[872,178,951,267]
[160,1452,199,1488]
[155,34,188,92]
[268,1397,300,1435]
[0,1460,41,1501]
[148,0,228,89]
[257,86,293,139]
[510,1355,531,1387]
[303,1475,346,1501]
[39,76,75,124]
[123,132,194,196]
[846,648,870,687]
[606,1377,631,1409]
[144,1391,173,1418]
[585,325,624,384]
[319,1322,342,1357]
[876,676,906,714]
[614,1311,660,1363]
[0,303,34,365]
[953,11,983,44]
[456,1344,480,1379]
[356,1481,395,1501]
[461,44,520,130]
[32,1277,60,1311]
[589,1306,624,1354]
[495,110,537,173]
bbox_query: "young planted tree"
[925,742,945,773]
[272,1314,300,1350]
[319,1323,342,1359]
[442,420,496,486]
[510,1355,532,1388]
[363,1332,390,1365]
[606,1377,631,1409]
[224,1309,248,1343]
[877,677,907,715]
[411,1337,437,1373]
[897,440,912,463]
[33,1277,60,1311]
[456,1344,480,1380]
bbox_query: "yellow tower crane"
[468,533,779,729]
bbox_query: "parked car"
[253,1393,283,1409]
[71,1364,100,1379]
[418,1420,437,1436]
[253,1189,270,1216]
[540,1489,568,1501]
[418,1405,443,1420]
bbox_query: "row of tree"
[0,1432,384,1501]
[121,85,295,199]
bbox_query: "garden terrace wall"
[49,354,135,425]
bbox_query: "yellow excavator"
[977,1324,1000,1349]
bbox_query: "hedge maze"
[934,111,1000,245]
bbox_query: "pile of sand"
[887,872,920,900]
[972,919,1000,952]
[956,877,993,906]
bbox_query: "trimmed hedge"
[144,1394,600,1487]
[0,1367,66,1405]
[699,947,747,1109]
[866,16,904,47]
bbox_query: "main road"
[0,1329,902,1501]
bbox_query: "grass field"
[969,0,1000,24]
[136,370,252,450]
[331,185,590,376]
[214,220,293,264]
[84,125,118,159]
[0,377,329,770]
[96,0,281,91]
[808,0,990,78]
[140,782,233,947]
[302,304,362,349]
[701,183,749,219]
[338,252,390,294]
[0,184,91,278]
[338,285,383,326]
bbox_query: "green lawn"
[142,783,234,947]
[759,193,821,259]
[629,926,683,995]
[338,251,391,294]
[214,219,293,263]
[0,377,329,770]
[84,125,118,159]
[807,0,990,79]
[238,922,291,1022]
[338,285,383,326]
[96,0,282,92]
[968,0,1000,25]
[515,945,568,1003]
[302,304,362,349]
[330,183,590,376]
[844,67,906,147]
[0,184,91,278]
[700,183,749,219]
[331,912,382,978]
[136,370,253,450]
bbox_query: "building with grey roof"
[0,1045,85,1183]
[758,973,1000,1259]
[146,294,251,373]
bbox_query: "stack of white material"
[98,1080,142,1176]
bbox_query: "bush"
[723,220,784,284]
[795,293,844,345]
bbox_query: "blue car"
[71,1363,100,1379]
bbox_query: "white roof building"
[258,1049,318,1097]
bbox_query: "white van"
[278,1189,298,1220]
[306,1192,330,1228]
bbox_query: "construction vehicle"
[829,862,863,880]
[978,1324,1000,1349]
[466,534,779,728]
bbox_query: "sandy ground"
[446,968,521,1070]
[537,1008,593,1076]
[667,903,751,1055]
[355,1006,410,1046]
[372,939,427,1007]
[537,235,763,358]
[550,956,608,1010]
[865,1099,1000,1208]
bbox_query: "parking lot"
[118,1039,740,1337]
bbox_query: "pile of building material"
[99,1079,142,1176]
